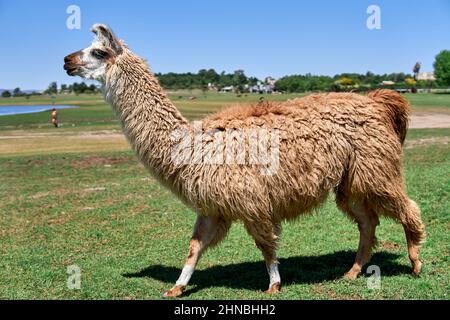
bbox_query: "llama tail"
[367,89,410,145]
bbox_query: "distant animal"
[64,24,425,297]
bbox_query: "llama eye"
[91,50,108,59]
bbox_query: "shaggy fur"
[64,24,425,297]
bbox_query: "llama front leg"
[244,221,281,294]
[265,259,281,294]
[343,203,379,279]
[163,215,231,298]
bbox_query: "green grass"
[403,93,450,112]
[0,92,448,299]
[0,92,306,129]
[0,140,448,299]
[406,128,450,140]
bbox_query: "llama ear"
[91,24,123,55]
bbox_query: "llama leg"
[401,199,425,276]
[163,215,231,298]
[370,195,425,276]
[343,202,379,280]
[244,221,281,293]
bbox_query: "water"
[0,105,78,116]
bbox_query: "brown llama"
[64,24,425,297]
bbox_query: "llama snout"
[64,50,85,76]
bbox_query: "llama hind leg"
[244,221,281,294]
[404,227,422,276]
[371,194,425,276]
[337,199,379,280]
[368,195,424,276]
[163,215,231,298]
[398,199,425,276]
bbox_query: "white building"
[220,86,234,93]
[417,72,436,81]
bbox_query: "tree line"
[274,72,435,93]
[1,82,100,98]
[155,69,259,92]
[48,82,99,95]
[274,49,450,92]
[156,50,450,92]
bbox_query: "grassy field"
[0,92,448,299]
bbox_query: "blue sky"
[0,0,449,89]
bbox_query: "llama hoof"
[163,285,185,298]
[412,267,422,277]
[265,282,281,294]
[411,261,422,277]
[343,271,359,280]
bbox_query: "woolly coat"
[103,46,409,226]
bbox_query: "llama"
[64,24,425,297]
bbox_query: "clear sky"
[0,0,449,89]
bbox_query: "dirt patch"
[405,136,450,149]
[378,240,401,251]
[26,159,47,165]
[70,155,132,169]
[84,187,106,192]
[410,112,450,129]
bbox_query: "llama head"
[64,24,123,82]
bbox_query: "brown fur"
[106,48,425,287]
[367,89,410,144]
[65,27,425,295]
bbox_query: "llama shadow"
[123,250,409,296]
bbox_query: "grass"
[0,92,448,299]
[403,93,450,113]
[0,91,306,129]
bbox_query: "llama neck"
[104,51,189,182]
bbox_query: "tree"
[363,71,375,85]
[433,50,450,86]
[335,77,355,86]
[232,70,247,87]
[45,82,58,95]
[13,87,22,96]
[413,62,421,81]
[274,74,334,93]
[198,69,219,86]
[1,90,11,98]
[247,77,259,86]
[70,82,89,94]
[405,77,416,86]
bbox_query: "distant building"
[207,83,218,91]
[381,80,395,86]
[417,72,436,81]
[249,81,274,94]
[265,76,276,87]
[220,86,234,93]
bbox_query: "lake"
[0,105,78,116]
